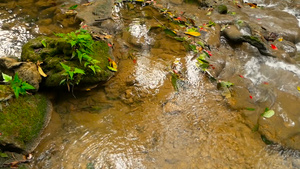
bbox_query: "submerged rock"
[217,5,228,14]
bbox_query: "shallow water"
[0,0,79,58]
[0,0,300,168]
[30,2,300,168]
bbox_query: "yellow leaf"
[82,2,93,6]
[108,58,117,71]
[104,35,112,39]
[38,66,47,77]
[297,86,300,91]
[185,31,201,37]
[278,37,283,42]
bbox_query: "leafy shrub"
[55,29,101,74]
[2,73,35,98]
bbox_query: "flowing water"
[0,0,300,168]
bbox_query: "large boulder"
[21,36,113,88]
[0,94,52,153]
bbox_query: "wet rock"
[0,57,41,91]
[163,101,183,115]
[223,25,243,42]
[0,85,13,102]
[0,94,52,153]
[273,40,297,58]
[15,62,42,91]
[76,0,117,34]
[21,36,113,88]
[241,8,300,43]
[217,5,228,14]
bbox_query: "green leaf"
[13,73,21,84]
[220,81,234,88]
[107,66,117,72]
[164,29,177,37]
[70,40,77,47]
[60,79,66,85]
[21,82,35,90]
[245,108,255,111]
[261,109,275,118]
[54,33,65,38]
[74,68,85,74]
[252,124,259,132]
[89,65,96,74]
[69,4,78,10]
[171,73,179,91]
[261,135,273,145]
[13,86,20,98]
[41,39,47,47]
[77,50,83,63]
[60,62,71,72]
[197,41,205,48]
[203,51,210,58]
[69,71,74,80]
[0,152,8,158]
[2,73,12,82]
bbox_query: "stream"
[1,0,300,168]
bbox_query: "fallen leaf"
[185,31,201,37]
[261,109,275,118]
[247,3,257,8]
[271,44,278,50]
[38,65,47,77]
[108,58,117,72]
[263,82,269,85]
[239,75,244,78]
[69,4,78,10]
[108,43,112,47]
[82,2,93,6]
[297,86,300,91]
[249,95,253,99]
[245,108,255,111]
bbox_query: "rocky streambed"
[0,0,300,168]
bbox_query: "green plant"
[2,73,35,99]
[55,29,101,74]
[59,62,85,91]
[196,53,210,71]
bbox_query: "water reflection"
[0,15,35,57]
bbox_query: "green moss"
[0,94,48,147]
[217,5,228,14]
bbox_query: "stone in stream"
[217,5,228,14]
[21,36,113,88]
[0,94,52,154]
[0,57,41,91]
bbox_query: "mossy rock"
[0,94,51,152]
[217,5,228,14]
[21,36,113,88]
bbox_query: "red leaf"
[133,59,137,64]
[81,24,88,29]
[271,44,278,50]
[108,43,112,47]
[239,75,244,78]
[263,82,269,85]
[249,95,253,99]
